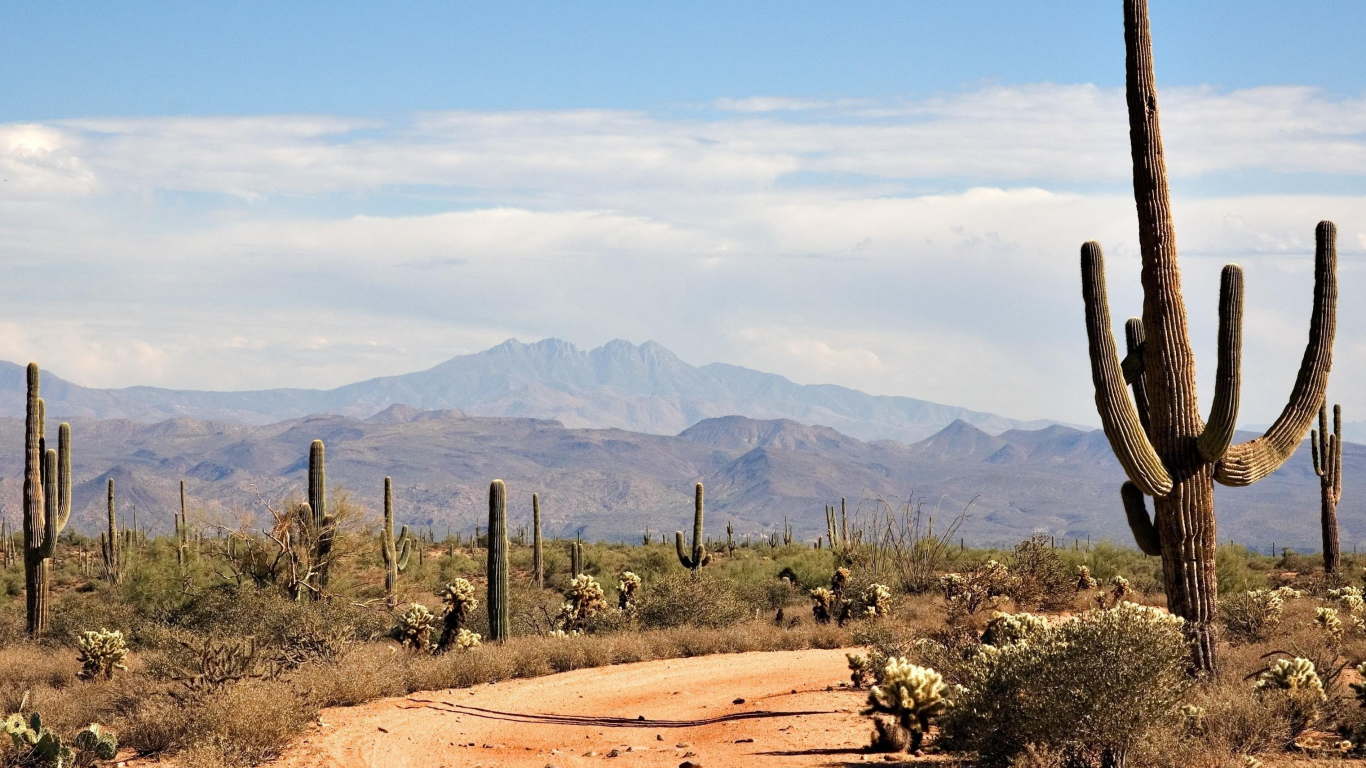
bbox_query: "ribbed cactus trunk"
[570,538,582,578]
[381,477,411,610]
[1313,403,1344,574]
[675,483,709,578]
[101,478,120,584]
[1080,0,1337,672]
[23,364,66,639]
[309,440,336,588]
[487,480,510,642]
[532,493,544,588]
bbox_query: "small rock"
[377,726,389,733]
[607,749,620,758]
[735,738,753,743]
[732,698,745,704]
[657,734,664,741]
[637,715,646,720]
[680,762,703,768]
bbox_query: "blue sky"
[1,2,1363,428]
[6,1,1364,118]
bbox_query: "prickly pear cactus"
[72,723,119,762]
[864,657,952,752]
[76,629,129,681]
[391,603,437,651]
[617,571,641,612]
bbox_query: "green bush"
[941,602,1190,766]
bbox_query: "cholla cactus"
[980,611,1048,647]
[862,584,891,618]
[391,603,437,650]
[1096,575,1132,609]
[1273,585,1303,600]
[848,653,874,688]
[1075,565,1098,591]
[1316,607,1345,642]
[76,629,129,681]
[1350,662,1366,706]
[832,567,851,598]
[558,574,607,632]
[1179,703,1206,733]
[1256,656,1327,737]
[811,587,836,624]
[864,657,952,752]
[617,571,641,612]
[452,628,482,651]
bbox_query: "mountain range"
[0,408,1354,552]
[0,338,1062,443]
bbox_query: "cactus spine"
[101,479,121,584]
[308,440,337,587]
[675,482,710,577]
[1079,0,1337,671]
[1313,403,1344,574]
[487,480,509,642]
[381,477,412,609]
[532,492,544,588]
[23,364,69,638]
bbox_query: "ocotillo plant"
[23,365,71,638]
[1079,0,1336,671]
[675,483,710,578]
[308,440,338,587]
[487,480,510,642]
[532,493,544,588]
[100,479,121,584]
[381,477,412,609]
[1313,403,1344,574]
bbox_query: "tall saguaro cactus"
[1313,403,1344,574]
[1080,0,1337,671]
[675,482,710,578]
[308,440,337,586]
[381,477,412,609]
[101,479,121,584]
[23,364,71,638]
[487,480,510,642]
[532,493,544,588]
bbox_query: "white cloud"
[0,83,1362,427]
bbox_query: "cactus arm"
[1216,222,1337,486]
[1197,265,1244,461]
[1122,319,1152,435]
[37,450,58,559]
[674,531,694,569]
[395,526,411,571]
[1312,428,1325,477]
[1121,482,1161,556]
[54,424,71,533]
[1333,404,1343,501]
[1081,241,1173,497]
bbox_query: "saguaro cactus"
[487,480,510,642]
[532,493,544,588]
[381,477,412,609]
[1313,403,1344,574]
[176,480,190,568]
[1079,0,1337,671]
[675,482,710,577]
[570,538,582,578]
[22,365,70,638]
[101,479,121,584]
[308,440,338,587]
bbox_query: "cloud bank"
[0,83,1362,426]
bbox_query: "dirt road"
[274,648,893,768]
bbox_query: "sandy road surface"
[273,648,905,768]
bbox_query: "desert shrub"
[1007,536,1073,611]
[941,602,1190,766]
[940,559,1010,618]
[1219,589,1284,642]
[980,611,1047,647]
[1216,544,1271,595]
[633,573,748,629]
